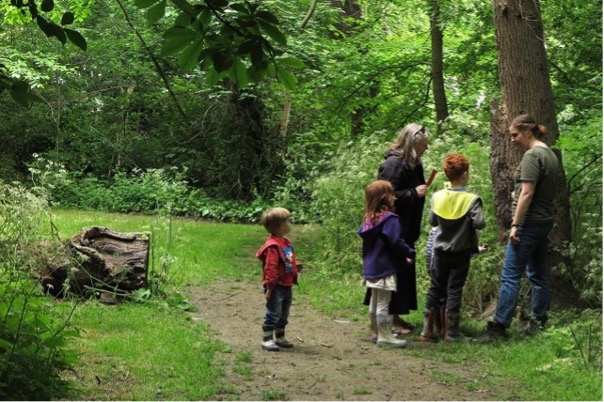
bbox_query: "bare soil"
[188,280,513,401]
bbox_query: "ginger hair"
[443,153,469,182]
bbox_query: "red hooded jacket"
[256,235,299,291]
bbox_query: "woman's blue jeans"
[263,285,292,330]
[494,221,553,328]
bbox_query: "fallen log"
[35,226,150,303]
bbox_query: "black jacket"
[377,151,426,244]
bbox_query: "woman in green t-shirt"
[478,114,560,342]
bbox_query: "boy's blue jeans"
[494,221,553,328]
[263,285,292,330]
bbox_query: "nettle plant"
[0,182,79,400]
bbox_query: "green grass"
[49,208,602,401]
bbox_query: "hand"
[416,184,427,198]
[509,227,520,246]
[405,257,413,265]
[297,264,304,273]
[264,289,273,300]
[478,244,489,253]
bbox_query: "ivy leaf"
[257,21,286,46]
[177,39,204,71]
[61,12,74,25]
[146,0,166,25]
[64,28,87,50]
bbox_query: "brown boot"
[444,311,466,342]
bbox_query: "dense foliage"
[0,183,78,400]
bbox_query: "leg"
[275,287,294,348]
[444,252,471,342]
[262,286,283,351]
[526,222,553,325]
[375,288,407,348]
[494,233,539,328]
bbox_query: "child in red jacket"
[256,207,303,351]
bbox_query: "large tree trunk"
[36,226,150,303]
[490,0,574,301]
[428,0,449,129]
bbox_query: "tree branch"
[115,0,190,124]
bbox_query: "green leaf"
[230,56,249,88]
[174,11,192,27]
[250,42,264,66]
[41,0,54,12]
[134,0,159,8]
[177,39,204,71]
[0,338,12,350]
[61,12,74,25]
[230,3,248,14]
[170,0,194,14]
[247,61,267,83]
[64,28,87,50]
[198,8,213,27]
[276,66,297,90]
[146,0,166,25]
[277,57,306,69]
[161,27,199,56]
[255,10,279,24]
[212,51,233,73]
[257,20,286,46]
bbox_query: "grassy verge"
[51,209,602,401]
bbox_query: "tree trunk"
[490,0,574,301]
[428,0,449,129]
[36,226,150,303]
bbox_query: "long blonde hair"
[387,123,431,168]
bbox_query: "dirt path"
[188,280,509,401]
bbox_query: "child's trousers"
[263,285,292,330]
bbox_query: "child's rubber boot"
[261,326,279,351]
[376,314,407,348]
[444,311,466,342]
[274,328,293,349]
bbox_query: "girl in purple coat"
[358,180,416,348]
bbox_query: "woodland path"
[188,279,514,401]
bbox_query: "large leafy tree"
[489,0,574,296]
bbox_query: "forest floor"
[188,279,517,401]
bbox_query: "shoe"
[520,317,545,335]
[377,339,408,348]
[275,339,294,348]
[274,328,294,348]
[474,321,508,343]
[261,340,280,351]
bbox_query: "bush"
[0,182,78,399]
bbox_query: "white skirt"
[362,273,397,292]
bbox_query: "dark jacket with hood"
[357,212,416,280]
[378,151,426,244]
